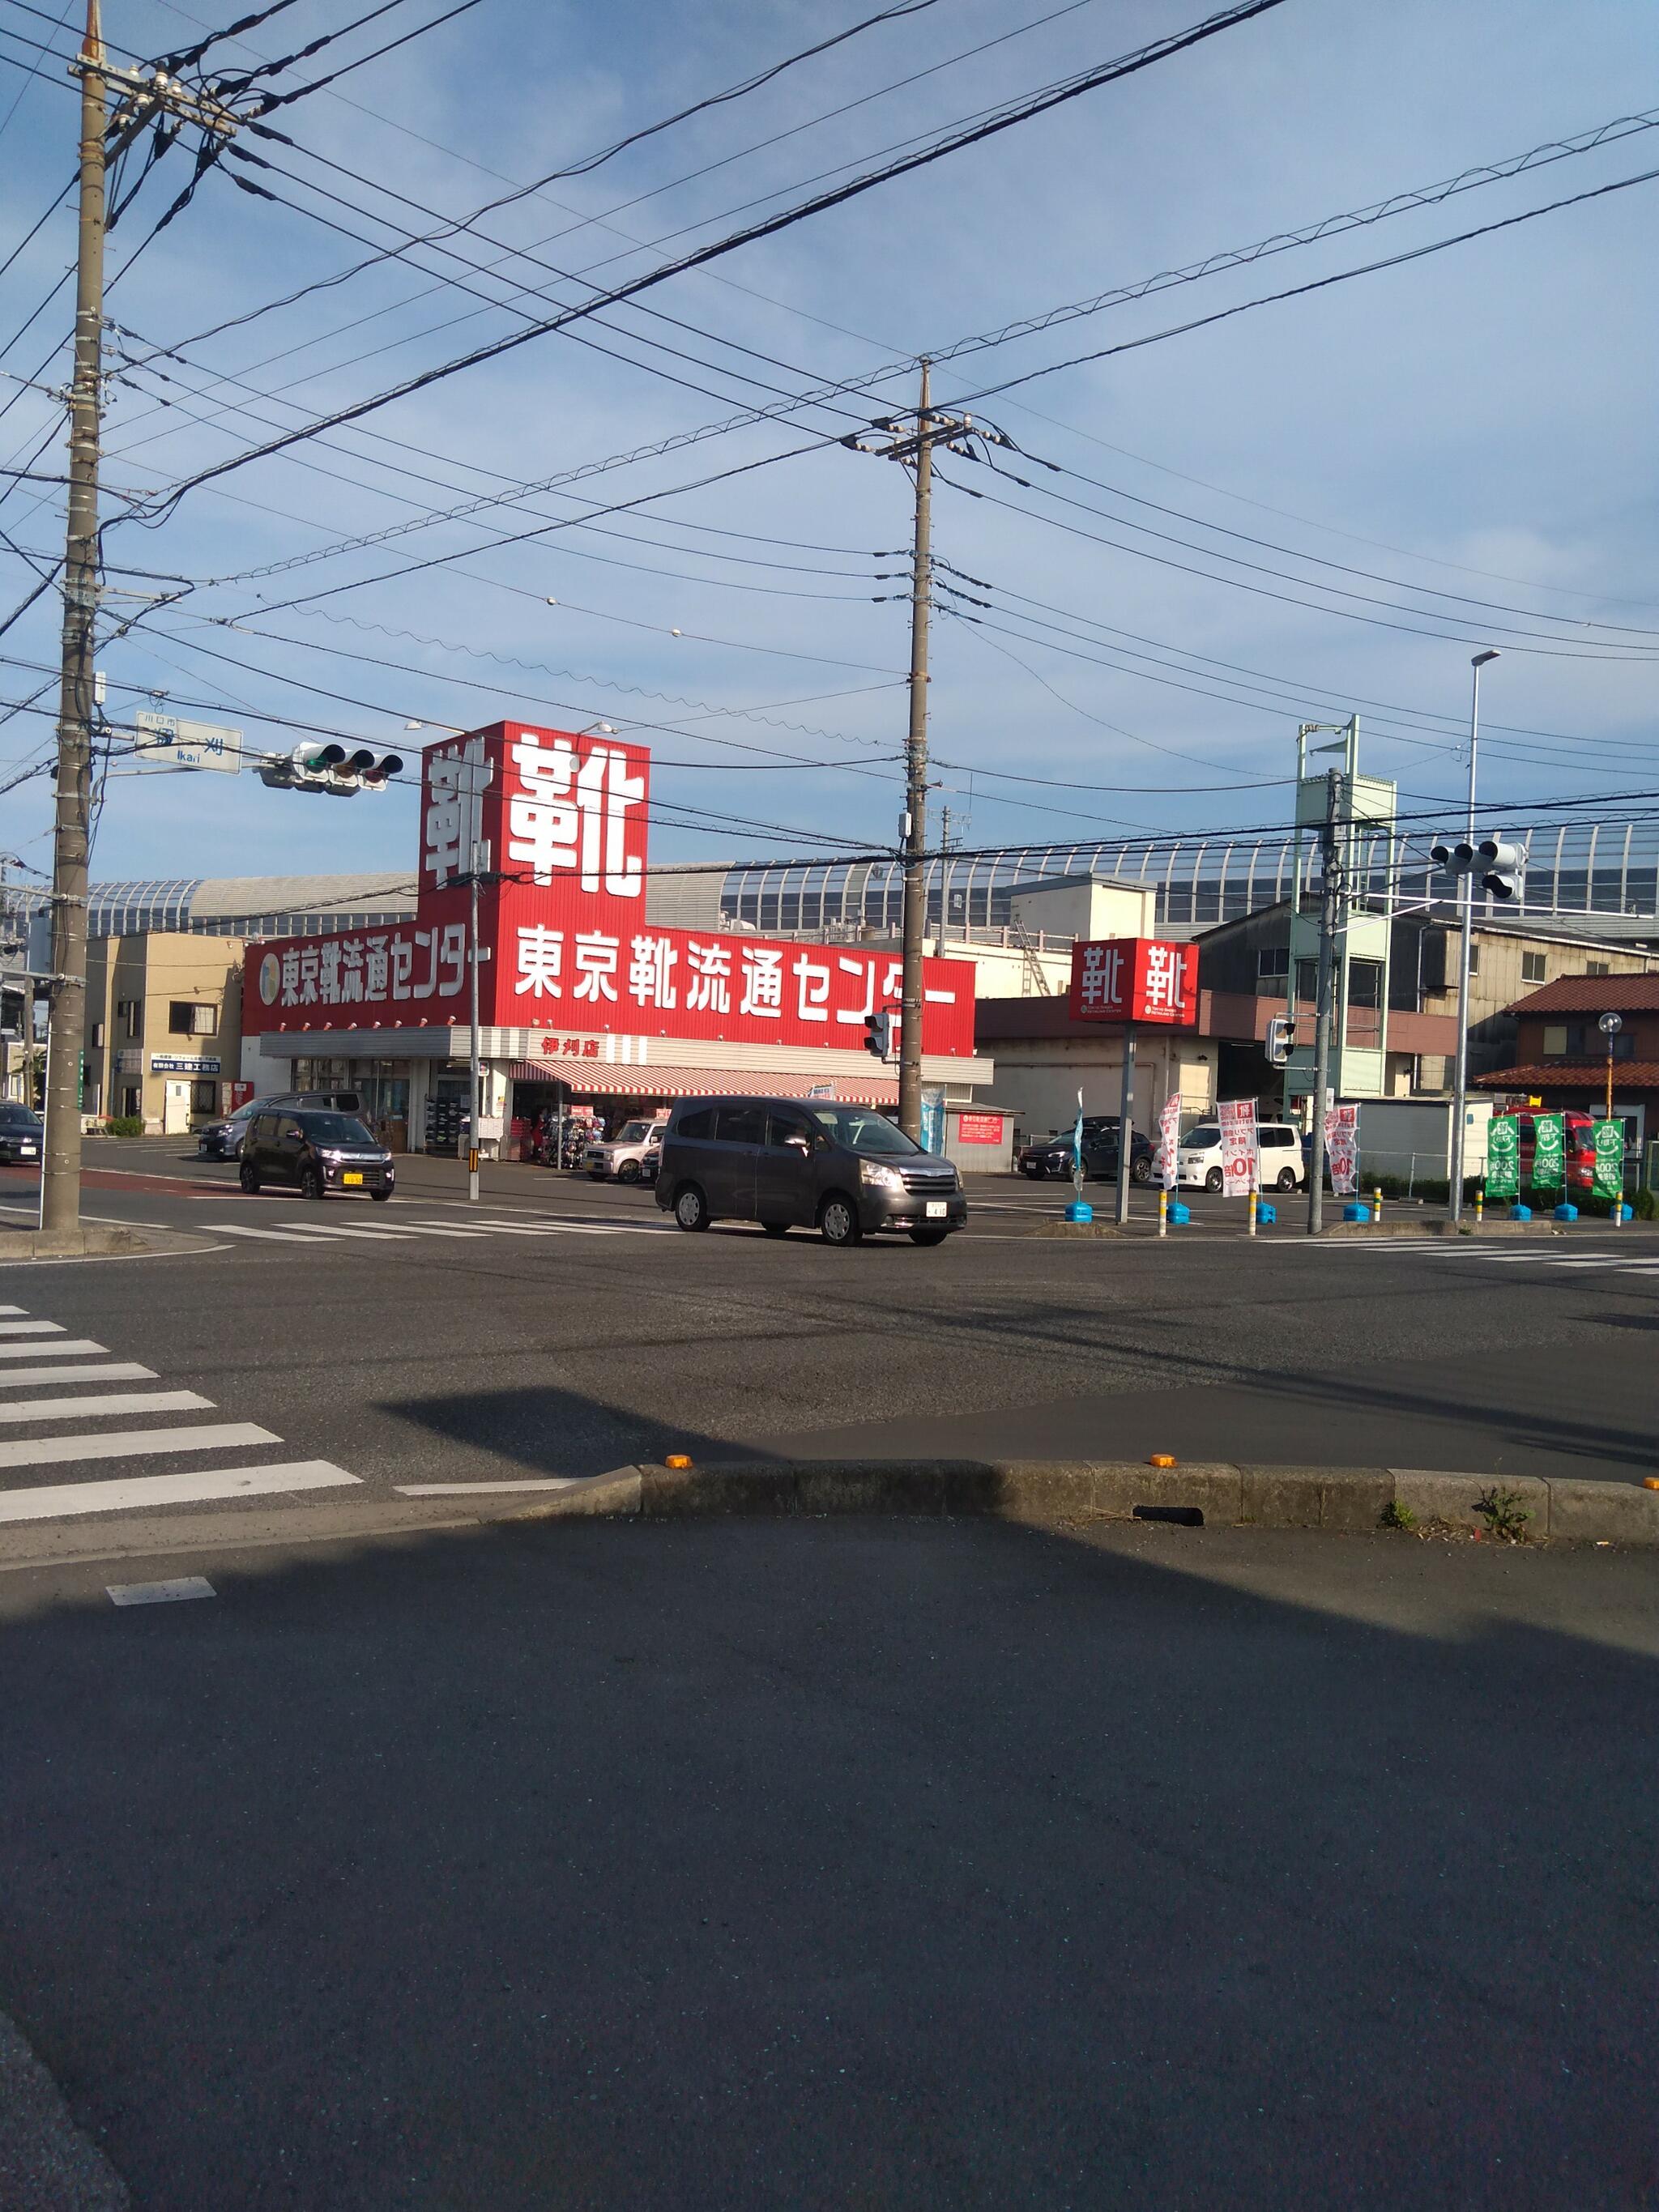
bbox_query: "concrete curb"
[0,1222,219,1264]
[510,1458,1659,1545]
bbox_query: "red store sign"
[1067,937,1197,1027]
[243,721,977,1059]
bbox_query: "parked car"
[584,1115,667,1184]
[655,1096,966,1246]
[238,1107,394,1201]
[200,1091,363,1161]
[0,1102,42,1164]
[1017,1126,1155,1183]
[1178,1119,1306,1192]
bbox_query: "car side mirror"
[786,1135,811,1153]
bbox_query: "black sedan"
[1017,1127,1155,1183]
[0,1102,43,1163]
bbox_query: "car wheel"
[238,1161,260,1195]
[370,1187,393,1204]
[761,1221,791,1238]
[1131,1155,1153,1183]
[909,1228,950,1247]
[818,1194,861,1247]
[301,1166,325,1202]
[674,1183,710,1232]
[1277,1166,1298,1191]
[1205,1167,1223,1192]
[616,1160,641,1184]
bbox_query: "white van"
[1176,1119,1305,1192]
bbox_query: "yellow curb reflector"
[665,1453,694,1470]
[1148,1454,1177,1468]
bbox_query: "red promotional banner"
[242,720,979,1059]
[1068,938,1197,1026]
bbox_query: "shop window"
[1520,952,1547,984]
[169,1000,215,1037]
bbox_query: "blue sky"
[2,0,1657,893]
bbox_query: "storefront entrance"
[291,1055,412,1151]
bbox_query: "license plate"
[19,1144,36,1156]
[342,1171,364,1186]
[925,1200,947,1218]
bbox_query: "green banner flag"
[1486,1116,1519,1199]
[1592,1119,1625,1200]
[1531,1112,1565,1190]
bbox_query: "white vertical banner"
[1218,1098,1257,1197]
[1155,1090,1182,1191]
[1326,1103,1359,1195]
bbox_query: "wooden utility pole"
[41,0,109,1238]
[1306,769,1342,1236]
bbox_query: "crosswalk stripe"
[203,1222,324,1245]
[0,1362,155,1389]
[0,1421,275,1472]
[0,1304,25,1315]
[0,1319,63,1336]
[0,1458,360,1525]
[0,1389,212,1425]
[0,1338,107,1361]
[269,1222,417,1242]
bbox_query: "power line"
[130,0,1289,525]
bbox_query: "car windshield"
[614,1120,655,1143]
[0,1106,41,1129]
[298,1113,376,1144]
[1183,1125,1221,1148]
[805,1105,919,1156]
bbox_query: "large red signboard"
[242,722,976,1059]
[1067,937,1197,1027]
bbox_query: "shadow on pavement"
[0,1507,1656,2210]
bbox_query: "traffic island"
[511,1458,1659,1545]
[0,1222,220,1264]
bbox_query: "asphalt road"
[2,1515,1656,2209]
[0,1143,1656,1553]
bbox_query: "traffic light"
[258,744,403,796]
[864,1009,893,1061]
[1475,837,1519,901]
[1265,1012,1292,1067]
[1430,833,1456,872]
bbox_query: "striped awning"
[506,1058,899,1106]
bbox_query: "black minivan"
[654,1096,966,1247]
[239,1107,395,1202]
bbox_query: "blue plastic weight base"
[1510,1204,1531,1221]
[1166,1200,1191,1227]
[1614,1203,1634,1223]
[1256,1200,1277,1225]
[1064,1200,1094,1223]
[1553,1203,1579,1222]
[1342,1202,1371,1223]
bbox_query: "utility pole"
[40,0,109,1238]
[843,363,973,1141]
[42,3,237,1237]
[1448,650,1499,1225]
[1306,767,1343,1237]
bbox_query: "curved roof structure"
[72,872,416,940]
[720,822,1659,938]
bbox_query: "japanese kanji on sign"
[1068,938,1198,1027]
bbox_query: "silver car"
[584,1116,667,1183]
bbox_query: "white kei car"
[1176,1120,1306,1193]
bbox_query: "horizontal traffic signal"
[258,744,404,796]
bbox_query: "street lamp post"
[1449,650,1499,1224]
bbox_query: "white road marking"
[0,1319,63,1336]
[0,1338,107,1361]
[0,1421,275,1471]
[0,1389,211,1424]
[271,1222,418,1242]
[108,1577,215,1606]
[0,1304,24,1315]
[0,1457,359,1524]
[0,1362,155,1388]
[394,1478,579,1495]
[201,1222,326,1245]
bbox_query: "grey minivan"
[654,1097,966,1247]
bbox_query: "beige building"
[84,933,245,1132]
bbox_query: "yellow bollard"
[1158,1187,1168,1239]
[1248,1187,1258,1238]
[1371,1185,1382,1225]
[1475,1187,1484,1226]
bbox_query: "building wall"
[1394,923,1657,1090]
[85,934,244,1130]
[982,1034,1217,1145]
